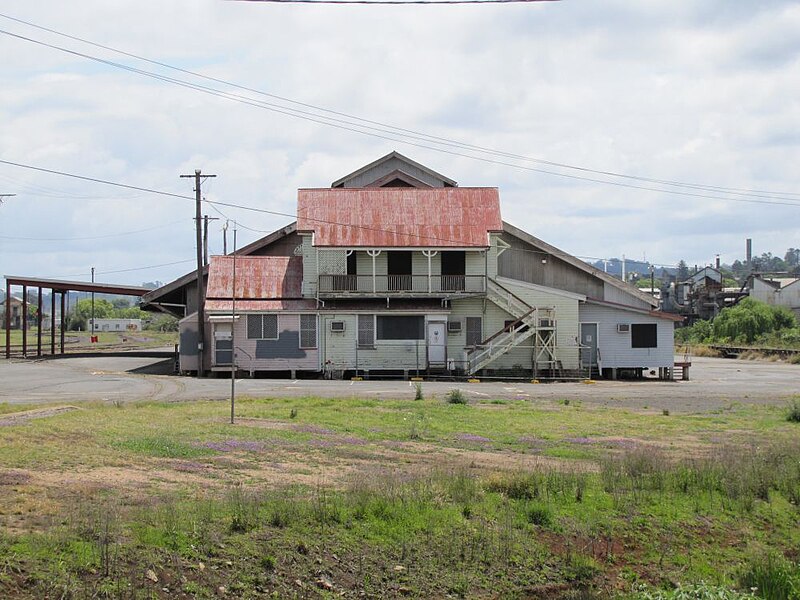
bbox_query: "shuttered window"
[358,315,375,348]
[631,323,657,348]
[376,316,424,340]
[247,314,278,340]
[300,315,317,349]
[466,317,482,346]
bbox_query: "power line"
[2,157,798,271]
[0,220,184,242]
[0,159,194,201]
[232,0,557,4]
[1,21,798,203]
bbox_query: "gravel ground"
[1,355,798,413]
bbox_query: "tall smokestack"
[746,238,752,264]
[715,255,720,269]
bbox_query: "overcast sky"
[1,0,798,287]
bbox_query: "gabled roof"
[297,187,502,248]
[206,256,303,299]
[331,151,457,188]
[204,255,314,312]
[140,222,297,310]
[502,221,659,308]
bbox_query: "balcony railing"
[318,274,486,295]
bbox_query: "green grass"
[0,396,799,598]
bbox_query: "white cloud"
[1,0,798,287]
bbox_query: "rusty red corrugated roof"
[205,256,303,300]
[297,187,502,247]
[205,299,316,312]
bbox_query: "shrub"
[447,389,467,404]
[525,503,553,527]
[787,399,800,423]
[739,554,800,600]
[630,582,758,599]
[414,382,424,401]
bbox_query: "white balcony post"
[422,250,437,293]
[367,249,381,293]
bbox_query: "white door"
[427,321,446,366]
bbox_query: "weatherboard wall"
[225,313,320,372]
[578,303,674,369]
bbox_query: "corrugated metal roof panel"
[205,256,303,300]
[205,299,316,312]
[297,187,502,247]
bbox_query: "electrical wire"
[3,10,799,199]
[1,23,799,204]
[232,0,558,5]
[0,220,184,242]
[0,157,791,273]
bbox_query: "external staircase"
[466,279,558,375]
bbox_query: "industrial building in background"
[142,152,681,380]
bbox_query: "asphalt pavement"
[1,355,798,413]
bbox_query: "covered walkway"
[4,276,151,359]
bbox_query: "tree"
[676,260,689,281]
[711,298,797,344]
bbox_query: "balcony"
[318,274,486,297]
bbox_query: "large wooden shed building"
[142,152,680,379]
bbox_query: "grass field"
[0,393,798,598]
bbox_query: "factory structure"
[142,152,681,379]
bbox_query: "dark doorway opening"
[441,251,466,291]
[387,251,412,291]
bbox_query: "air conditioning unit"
[330,321,346,332]
[447,320,462,333]
[617,323,630,333]
[539,319,554,328]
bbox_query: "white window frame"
[299,314,317,349]
[247,314,279,341]
[357,314,375,348]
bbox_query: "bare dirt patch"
[0,405,80,426]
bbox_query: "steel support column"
[21,285,27,357]
[37,287,43,357]
[4,280,10,359]
[60,292,65,354]
[50,290,56,355]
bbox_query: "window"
[358,315,375,348]
[465,317,482,346]
[300,315,317,349]
[247,314,278,340]
[376,315,424,340]
[631,323,657,348]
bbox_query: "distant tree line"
[676,298,799,347]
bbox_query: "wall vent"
[617,323,630,333]
[330,320,346,332]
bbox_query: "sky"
[1,0,799,288]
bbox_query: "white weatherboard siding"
[320,313,447,372]
[320,314,358,371]
[447,297,485,369]
[578,303,675,369]
[301,235,317,297]
[495,278,582,370]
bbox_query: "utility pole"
[90,267,95,340]
[180,169,216,377]
[203,215,219,267]
[230,222,238,425]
